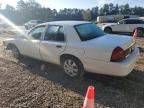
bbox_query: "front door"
[112,20,130,33]
[22,25,46,60]
[40,25,66,64]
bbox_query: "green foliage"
[82,9,92,21]
[0,0,144,25]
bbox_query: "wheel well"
[104,27,112,31]
[60,54,83,65]
[6,43,16,50]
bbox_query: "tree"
[17,0,27,10]
[114,4,119,14]
[91,7,99,20]
[132,7,144,16]
[108,3,114,14]
[103,4,109,15]
[119,4,131,14]
[82,9,92,21]
[5,5,15,11]
[124,4,131,14]
[1,2,144,25]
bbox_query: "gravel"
[0,32,144,108]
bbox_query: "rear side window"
[74,23,105,41]
[125,20,134,24]
[124,19,143,24]
[44,25,65,42]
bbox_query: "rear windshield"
[37,20,44,23]
[74,23,105,41]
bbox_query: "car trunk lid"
[83,34,135,61]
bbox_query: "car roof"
[122,18,142,20]
[29,20,43,22]
[40,21,91,26]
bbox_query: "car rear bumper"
[84,47,140,77]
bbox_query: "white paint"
[3,21,140,77]
[102,18,144,33]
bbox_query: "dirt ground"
[0,30,144,108]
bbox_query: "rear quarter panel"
[82,39,112,62]
[62,26,85,63]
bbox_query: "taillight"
[111,47,125,62]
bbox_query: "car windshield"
[30,20,37,23]
[75,23,105,41]
[37,20,44,23]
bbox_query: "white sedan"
[3,21,139,78]
[102,18,144,35]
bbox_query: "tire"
[11,45,21,59]
[104,27,112,33]
[61,56,84,78]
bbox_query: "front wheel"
[11,45,21,59]
[61,56,84,78]
[104,28,112,34]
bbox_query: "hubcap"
[64,59,78,77]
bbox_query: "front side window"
[125,20,136,24]
[74,23,105,41]
[44,25,65,42]
[28,26,46,40]
[118,20,125,24]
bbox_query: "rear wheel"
[104,27,112,33]
[61,56,84,78]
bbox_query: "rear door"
[112,20,129,32]
[40,25,66,64]
[135,19,144,29]
[125,19,138,33]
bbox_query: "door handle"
[56,45,62,48]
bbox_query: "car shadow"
[15,57,144,108]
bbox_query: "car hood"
[83,34,135,61]
[97,23,116,28]
[101,23,118,29]
[104,23,117,26]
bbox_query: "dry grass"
[0,32,144,108]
